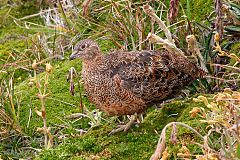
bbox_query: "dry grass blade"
[168,0,180,22]
[0,77,23,136]
[186,35,208,72]
[151,122,204,160]
[0,108,12,126]
[143,4,187,58]
[0,107,22,136]
[82,0,93,17]
[136,7,144,50]
[143,4,173,43]
[215,0,223,40]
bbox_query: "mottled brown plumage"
[70,39,205,116]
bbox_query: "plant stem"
[40,96,48,149]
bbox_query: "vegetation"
[0,0,239,159]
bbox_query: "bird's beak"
[69,50,79,60]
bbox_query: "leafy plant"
[151,88,240,160]
[0,74,22,136]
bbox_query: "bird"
[70,39,205,133]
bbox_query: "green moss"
[16,60,82,132]
[35,99,208,160]
[181,0,213,22]
[230,41,240,55]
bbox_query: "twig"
[210,63,240,72]
[205,75,240,82]
[143,4,173,43]
[186,35,208,72]
[46,97,78,107]
[147,33,186,57]
[18,8,57,20]
[151,122,204,160]
[33,61,53,149]
[65,113,90,119]
[143,4,186,57]
[215,0,223,41]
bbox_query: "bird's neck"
[83,54,103,67]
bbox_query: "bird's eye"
[81,44,86,50]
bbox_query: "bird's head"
[70,39,100,61]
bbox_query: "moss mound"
[35,97,204,160]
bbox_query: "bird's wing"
[109,50,201,102]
